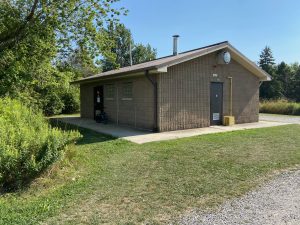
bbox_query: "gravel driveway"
[260,113,300,124]
[177,169,300,225]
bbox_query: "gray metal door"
[210,82,223,125]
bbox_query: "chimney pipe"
[172,35,180,56]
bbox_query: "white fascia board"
[228,45,272,81]
[155,66,168,73]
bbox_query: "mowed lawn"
[1,124,300,224]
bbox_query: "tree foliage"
[57,46,101,78]
[258,46,275,72]
[259,46,283,99]
[0,0,126,115]
[0,0,127,55]
[259,46,300,102]
[132,43,157,66]
[101,23,157,72]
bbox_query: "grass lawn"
[1,124,300,224]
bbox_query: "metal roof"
[72,41,271,84]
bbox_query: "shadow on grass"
[48,118,117,145]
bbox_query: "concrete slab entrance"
[55,117,151,138]
[55,116,290,144]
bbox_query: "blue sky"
[115,0,300,64]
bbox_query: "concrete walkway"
[56,116,289,144]
[260,113,300,124]
[55,117,150,138]
[125,121,289,144]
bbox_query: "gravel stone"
[177,169,300,225]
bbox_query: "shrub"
[42,91,65,116]
[0,98,81,191]
[38,77,80,116]
[260,99,300,115]
[61,89,80,114]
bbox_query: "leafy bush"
[61,89,80,114]
[0,98,81,191]
[260,99,300,115]
[42,91,65,116]
[38,71,80,116]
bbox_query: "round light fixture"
[223,51,231,64]
[217,51,231,64]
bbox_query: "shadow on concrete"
[49,118,118,145]
[52,116,151,138]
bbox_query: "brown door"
[210,82,223,125]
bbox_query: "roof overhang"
[71,67,163,85]
[154,43,272,82]
[227,44,272,81]
[72,42,271,85]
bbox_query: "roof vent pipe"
[172,35,180,56]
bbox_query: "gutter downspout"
[145,70,158,132]
[228,77,233,116]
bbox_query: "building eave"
[227,44,272,81]
[71,67,162,85]
[71,41,272,85]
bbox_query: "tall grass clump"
[0,98,81,191]
[260,99,300,115]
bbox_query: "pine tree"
[258,46,275,73]
[259,46,283,99]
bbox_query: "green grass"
[1,124,300,224]
[47,113,80,119]
[260,99,300,115]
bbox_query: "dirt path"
[178,169,300,225]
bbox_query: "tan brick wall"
[80,76,155,130]
[80,84,94,119]
[158,51,259,132]
[80,50,260,132]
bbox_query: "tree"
[101,23,132,71]
[276,62,292,97]
[259,46,283,99]
[132,43,157,65]
[57,46,101,78]
[258,46,275,72]
[285,63,300,102]
[0,0,127,57]
[0,0,126,115]
[0,0,125,94]
[101,23,157,71]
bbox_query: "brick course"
[80,76,155,130]
[80,50,259,132]
[157,51,259,131]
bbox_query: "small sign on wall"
[213,113,220,121]
[212,73,220,81]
